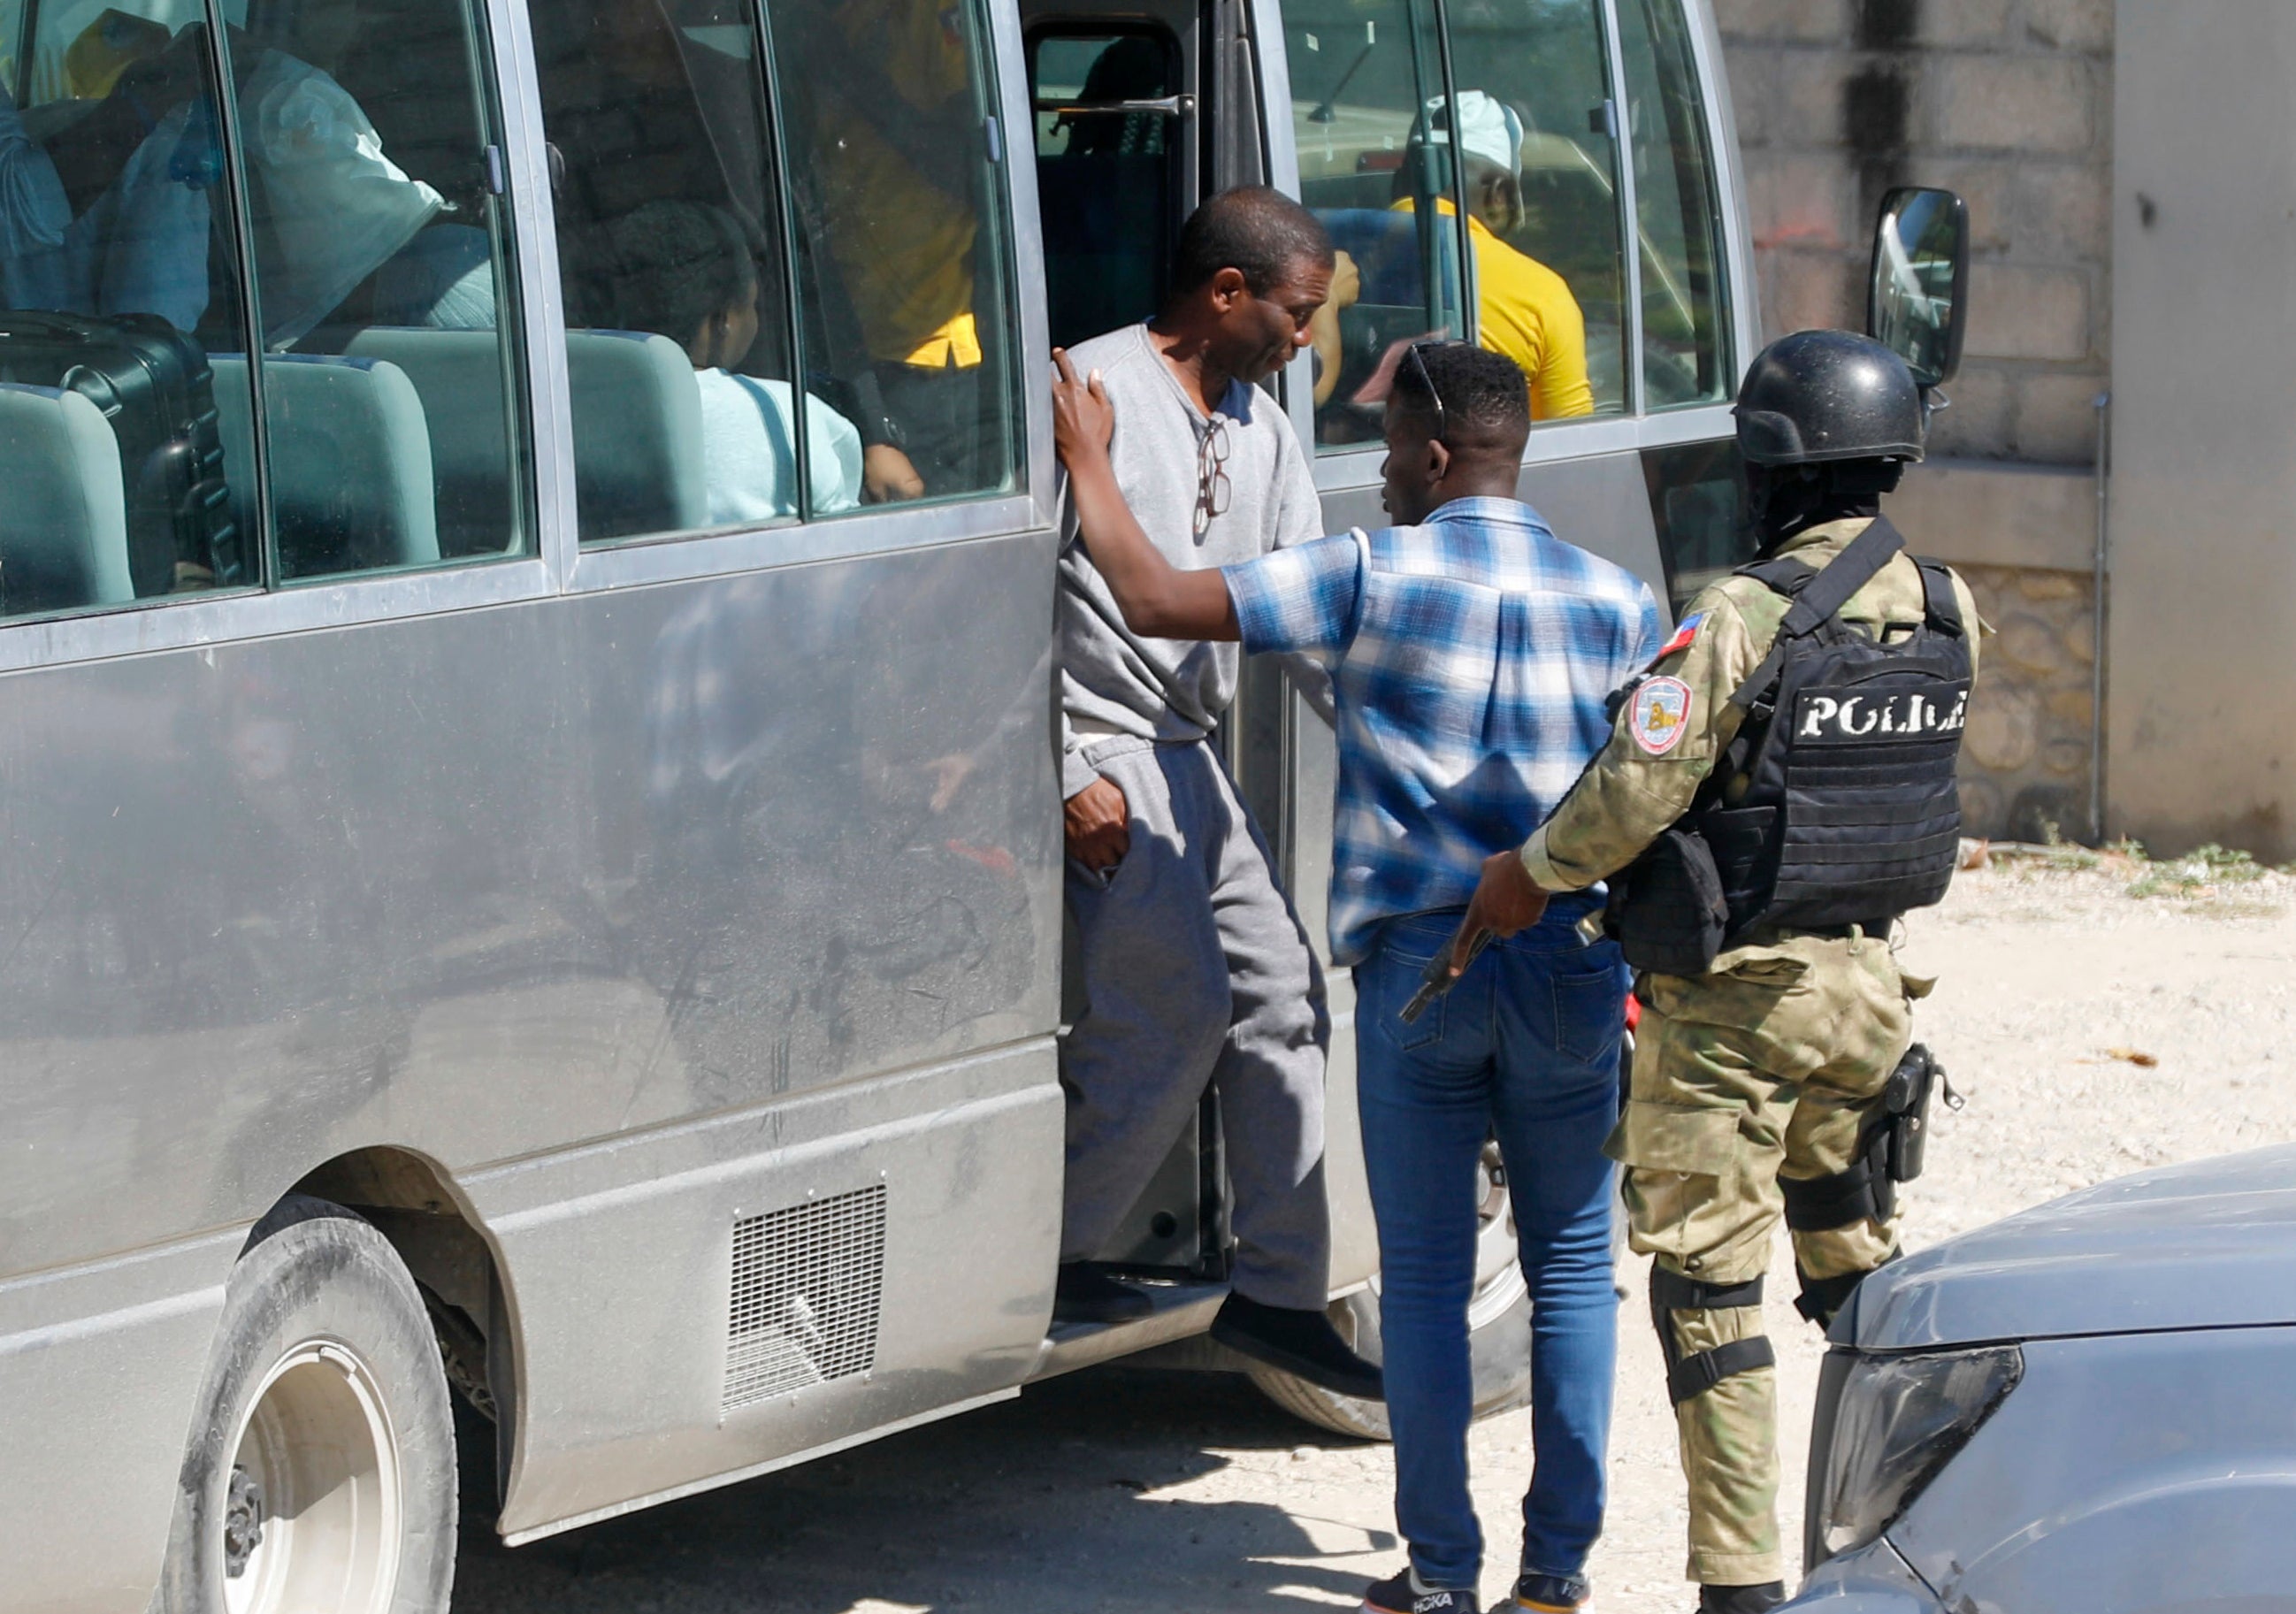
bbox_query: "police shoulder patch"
[1629,676,1693,755]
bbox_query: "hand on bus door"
[1063,775,1129,872]
[1049,348,1114,468]
[864,442,925,502]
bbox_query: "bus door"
[1023,2,1275,1286]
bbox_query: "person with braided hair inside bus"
[1452,330,1985,1614]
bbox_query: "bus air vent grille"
[723,1185,888,1411]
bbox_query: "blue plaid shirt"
[1223,496,1661,964]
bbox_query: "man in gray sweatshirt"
[1053,187,1378,1400]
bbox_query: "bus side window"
[1619,0,1731,408]
[540,0,858,544]
[212,0,530,579]
[769,0,1022,507]
[0,2,262,616]
[1284,0,1466,452]
[1436,0,1626,422]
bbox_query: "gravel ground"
[454,854,2296,1614]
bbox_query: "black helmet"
[1733,330,1924,467]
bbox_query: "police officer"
[1453,330,1983,1613]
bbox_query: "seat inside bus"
[562,329,708,540]
[349,325,717,547]
[211,352,441,578]
[0,382,136,615]
[343,326,514,555]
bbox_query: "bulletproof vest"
[1693,516,1971,937]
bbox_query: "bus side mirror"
[1867,187,1969,387]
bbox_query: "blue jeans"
[1354,905,1625,1588]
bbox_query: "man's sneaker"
[1697,1583,1785,1614]
[1505,1570,1592,1612]
[1210,1292,1384,1400]
[1362,1564,1480,1614]
[1052,1263,1152,1324]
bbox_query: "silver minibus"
[0,0,1955,1605]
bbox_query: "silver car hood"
[1841,1144,2296,1351]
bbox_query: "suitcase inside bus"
[0,310,246,600]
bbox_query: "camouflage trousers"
[1606,928,1921,1587]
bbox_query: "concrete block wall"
[1714,0,2115,838]
[1715,0,2113,464]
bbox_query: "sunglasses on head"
[1404,339,1463,443]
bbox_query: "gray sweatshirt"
[1058,323,1323,799]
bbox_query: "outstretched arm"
[1052,349,1239,642]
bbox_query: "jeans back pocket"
[1550,950,1627,1067]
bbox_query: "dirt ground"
[453,853,2296,1614]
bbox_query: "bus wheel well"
[287,1149,515,1446]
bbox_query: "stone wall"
[1711,0,2115,838]
[1955,563,2099,841]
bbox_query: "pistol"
[1399,926,1491,1023]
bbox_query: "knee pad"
[1794,1247,1902,1327]
[1649,1265,1776,1404]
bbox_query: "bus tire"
[156,1194,457,1614]
[1246,1283,1534,1441]
[1251,1142,1534,1440]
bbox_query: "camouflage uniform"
[1518,516,1982,1587]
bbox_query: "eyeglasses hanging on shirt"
[1193,413,1232,539]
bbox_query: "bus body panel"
[0,525,1066,1595]
[471,1038,1061,1537]
[0,1229,239,1614]
[0,528,1062,1281]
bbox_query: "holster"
[1882,1042,1949,1186]
[1603,826,1728,977]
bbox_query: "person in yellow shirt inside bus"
[1395,89,1594,424]
[777,0,991,501]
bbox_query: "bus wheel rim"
[1466,1144,1529,1330]
[222,1336,402,1614]
[1362,1144,1528,1334]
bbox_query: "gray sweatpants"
[1059,736,1332,1310]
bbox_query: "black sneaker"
[1697,1584,1785,1614]
[1505,1571,1591,1612]
[1052,1263,1152,1324]
[1210,1291,1384,1400]
[1363,1564,1480,1614]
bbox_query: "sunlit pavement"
[452,1366,1410,1614]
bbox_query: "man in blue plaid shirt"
[1054,339,1658,1614]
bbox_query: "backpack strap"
[1728,516,1907,710]
[1737,555,1817,596]
[1917,559,1966,636]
